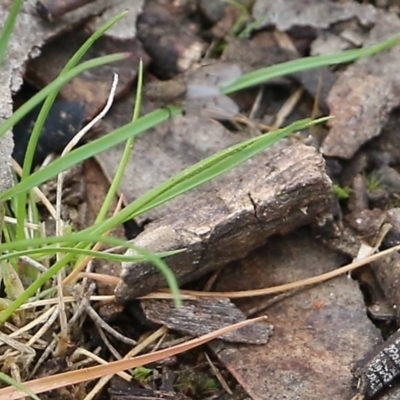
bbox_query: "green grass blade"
[64,10,128,71]
[20,9,129,177]
[0,232,165,255]
[0,0,24,66]
[224,36,400,93]
[0,233,181,322]
[0,246,180,264]
[0,372,40,400]
[79,117,331,235]
[95,59,144,224]
[0,53,128,140]
[0,108,180,201]
[15,11,128,239]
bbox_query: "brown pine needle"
[81,243,400,300]
[0,316,266,399]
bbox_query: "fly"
[145,62,241,120]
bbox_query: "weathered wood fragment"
[116,143,333,302]
[140,298,273,344]
[353,327,400,398]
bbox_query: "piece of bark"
[368,208,400,323]
[356,267,396,323]
[353,327,400,399]
[356,10,400,93]
[315,221,362,259]
[115,142,333,302]
[252,0,377,32]
[87,0,144,40]
[320,68,399,159]
[345,208,387,242]
[140,298,273,344]
[96,88,269,223]
[25,31,148,121]
[314,207,389,262]
[334,208,400,324]
[136,1,206,79]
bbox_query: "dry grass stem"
[204,351,232,394]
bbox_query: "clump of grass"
[333,184,351,200]
[176,367,218,398]
[0,4,399,398]
[365,170,383,192]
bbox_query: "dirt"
[4,0,400,399]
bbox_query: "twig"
[95,323,122,360]
[204,351,232,395]
[84,302,137,346]
[29,285,94,378]
[17,256,48,273]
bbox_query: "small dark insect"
[145,62,241,120]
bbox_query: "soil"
[4,0,400,399]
